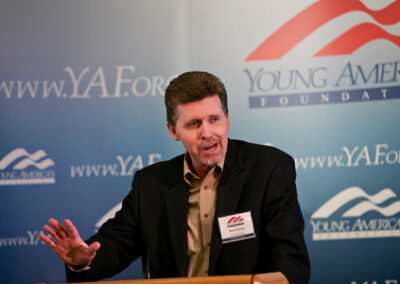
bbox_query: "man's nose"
[200,122,212,139]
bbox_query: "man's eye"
[187,122,197,128]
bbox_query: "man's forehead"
[177,95,221,110]
[175,96,225,119]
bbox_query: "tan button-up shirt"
[184,155,224,277]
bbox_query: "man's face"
[167,95,230,177]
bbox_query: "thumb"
[88,241,101,257]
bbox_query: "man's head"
[165,71,228,127]
[165,71,230,178]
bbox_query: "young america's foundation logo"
[244,0,400,108]
[0,148,55,185]
[311,186,400,240]
[247,0,400,61]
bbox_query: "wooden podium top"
[56,272,288,284]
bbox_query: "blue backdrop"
[1,1,399,283]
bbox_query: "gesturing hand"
[39,218,101,266]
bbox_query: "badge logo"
[218,212,256,244]
[227,216,244,226]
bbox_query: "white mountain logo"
[312,186,400,219]
[0,148,55,186]
[0,148,55,170]
[311,187,400,240]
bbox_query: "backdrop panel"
[1,1,399,283]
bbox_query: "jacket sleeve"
[259,153,310,284]
[66,171,142,282]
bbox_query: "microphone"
[144,247,152,279]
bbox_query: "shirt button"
[207,242,211,247]
[204,213,209,218]
[204,186,208,189]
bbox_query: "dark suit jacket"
[67,139,310,283]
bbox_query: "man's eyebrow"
[185,118,201,125]
[187,118,201,122]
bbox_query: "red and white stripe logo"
[247,0,400,61]
[227,216,244,224]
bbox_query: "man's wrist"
[66,260,92,272]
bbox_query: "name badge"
[218,211,256,244]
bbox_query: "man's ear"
[226,113,230,131]
[167,122,180,141]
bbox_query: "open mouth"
[203,143,217,152]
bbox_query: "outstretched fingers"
[63,219,80,240]
[42,224,61,244]
[39,232,57,249]
[40,217,97,265]
[48,218,69,239]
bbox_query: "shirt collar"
[183,153,225,185]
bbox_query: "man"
[39,71,310,283]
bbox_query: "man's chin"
[202,161,218,167]
[199,155,222,167]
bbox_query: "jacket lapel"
[164,163,190,277]
[209,139,246,274]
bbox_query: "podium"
[64,272,288,284]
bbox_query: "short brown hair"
[165,71,228,126]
